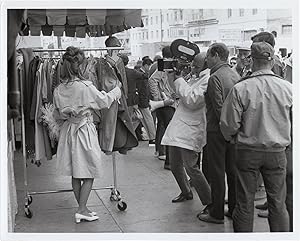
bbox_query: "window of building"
[167,13,169,21]
[139,33,141,40]
[161,29,164,39]
[178,30,184,36]
[150,17,153,25]
[282,25,292,35]
[162,14,164,22]
[239,9,244,17]
[151,31,153,39]
[146,32,148,39]
[180,10,183,20]
[167,29,170,37]
[199,9,203,17]
[156,30,159,38]
[228,9,232,18]
[243,30,257,41]
[142,32,144,40]
[145,18,148,26]
[252,9,258,15]
[156,16,158,24]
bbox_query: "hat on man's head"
[251,31,275,47]
[237,46,250,52]
[250,42,274,61]
[105,36,121,47]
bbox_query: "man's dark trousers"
[233,149,289,232]
[156,106,175,165]
[207,131,236,219]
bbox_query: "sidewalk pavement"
[13,141,269,233]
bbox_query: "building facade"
[128,8,292,60]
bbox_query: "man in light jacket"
[220,42,292,232]
[161,53,211,213]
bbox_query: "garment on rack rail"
[34,61,52,161]
[17,48,35,157]
[95,56,138,154]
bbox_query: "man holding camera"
[161,52,211,210]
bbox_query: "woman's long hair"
[61,46,86,82]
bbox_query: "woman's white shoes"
[75,213,99,223]
[89,211,97,216]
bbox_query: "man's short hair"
[162,46,173,58]
[251,31,275,47]
[119,54,129,66]
[208,43,229,61]
[142,58,153,66]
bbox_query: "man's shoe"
[258,211,268,218]
[164,164,171,170]
[172,191,193,203]
[255,201,268,210]
[197,213,224,224]
[196,205,209,218]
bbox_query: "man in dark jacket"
[198,43,240,224]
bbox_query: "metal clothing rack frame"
[21,47,127,218]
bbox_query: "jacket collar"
[210,62,229,75]
[250,69,274,77]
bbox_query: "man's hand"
[163,98,175,106]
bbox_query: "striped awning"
[20,9,143,38]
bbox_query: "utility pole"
[160,9,163,43]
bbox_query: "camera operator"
[161,52,211,213]
[149,46,177,170]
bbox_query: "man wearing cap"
[251,31,285,78]
[232,47,252,77]
[220,41,292,232]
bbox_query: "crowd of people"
[49,31,292,232]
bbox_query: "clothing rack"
[21,47,127,218]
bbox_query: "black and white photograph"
[1,0,299,240]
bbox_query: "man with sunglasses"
[232,46,252,78]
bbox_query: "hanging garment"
[52,59,64,92]
[17,48,35,156]
[34,62,46,161]
[95,57,138,153]
[29,58,42,121]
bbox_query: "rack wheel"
[25,207,33,218]
[28,196,33,205]
[117,201,127,211]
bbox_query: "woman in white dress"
[53,46,121,223]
